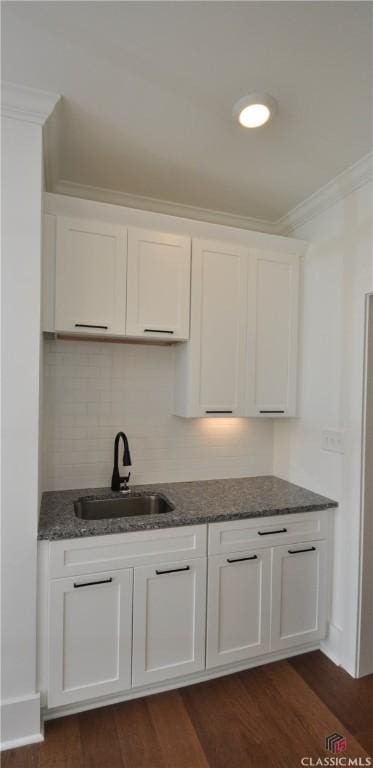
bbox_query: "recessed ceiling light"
[233,93,277,128]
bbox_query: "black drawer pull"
[258,528,287,536]
[227,555,258,564]
[259,410,285,414]
[75,323,108,330]
[205,410,233,414]
[74,577,113,588]
[156,565,190,575]
[144,329,174,334]
[288,546,316,555]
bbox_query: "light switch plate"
[322,429,345,454]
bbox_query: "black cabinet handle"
[227,555,258,564]
[205,410,233,414]
[156,565,190,575]
[259,410,285,414]
[144,329,174,334]
[288,546,316,555]
[74,577,113,588]
[75,323,108,330]
[258,528,287,536]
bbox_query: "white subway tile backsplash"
[43,339,274,491]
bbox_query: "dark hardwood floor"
[3,652,372,768]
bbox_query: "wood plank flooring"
[3,652,372,768]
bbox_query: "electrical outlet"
[322,429,345,454]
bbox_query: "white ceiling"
[2,1,372,222]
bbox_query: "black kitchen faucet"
[111,432,132,492]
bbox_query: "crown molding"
[1,82,60,125]
[275,151,373,235]
[53,151,373,237]
[53,179,276,234]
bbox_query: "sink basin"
[74,493,175,520]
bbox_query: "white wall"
[43,338,274,490]
[359,294,373,675]
[1,116,44,746]
[274,181,373,675]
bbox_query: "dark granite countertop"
[38,476,337,541]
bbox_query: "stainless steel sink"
[74,493,175,520]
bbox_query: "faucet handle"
[120,472,131,493]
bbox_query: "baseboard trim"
[1,732,44,752]
[0,693,42,751]
[44,641,320,720]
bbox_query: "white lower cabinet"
[207,549,271,668]
[43,516,330,712]
[132,557,207,687]
[48,568,133,707]
[271,540,328,651]
[207,538,328,668]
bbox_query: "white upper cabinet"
[174,239,248,417]
[126,228,191,340]
[45,202,301,418]
[54,216,127,336]
[246,250,299,417]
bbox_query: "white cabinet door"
[132,558,206,686]
[126,228,191,340]
[206,549,271,668]
[271,541,328,651]
[55,216,127,335]
[48,569,132,707]
[174,239,248,416]
[246,250,299,417]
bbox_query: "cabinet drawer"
[208,512,329,555]
[49,525,207,578]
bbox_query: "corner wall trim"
[275,152,373,235]
[1,82,60,125]
[0,692,42,751]
[320,621,344,670]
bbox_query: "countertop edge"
[38,499,338,542]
